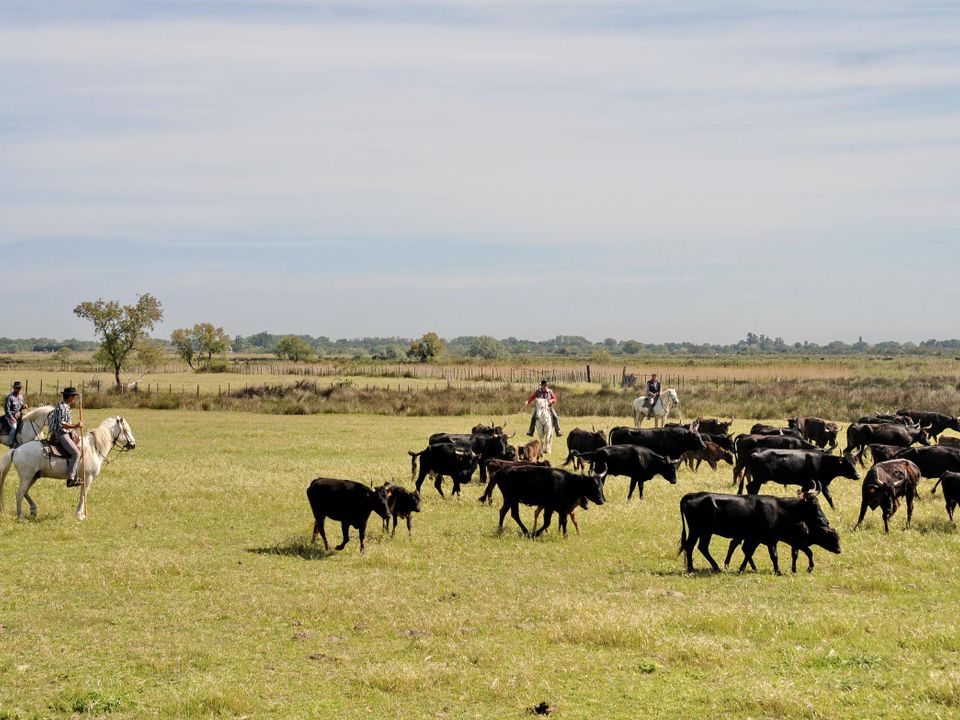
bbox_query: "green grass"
[1,409,958,719]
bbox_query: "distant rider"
[644,373,661,417]
[525,379,562,437]
[4,380,27,447]
[48,387,84,487]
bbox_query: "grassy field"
[1,410,959,719]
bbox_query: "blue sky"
[2,1,959,342]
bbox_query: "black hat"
[12,381,22,389]
[62,386,79,398]
[540,379,548,385]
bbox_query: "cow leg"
[406,515,412,535]
[882,511,890,534]
[707,459,717,471]
[735,465,745,492]
[723,539,740,568]
[906,492,914,529]
[452,480,461,498]
[533,507,543,531]
[510,502,530,536]
[697,534,720,572]
[335,521,351,551]
[947,498,956,522]
[791,547,799,573]
[391,514,398,537]
[434,474,445,498]
[558,512,569,537]
[854,494,869,529]
[737,541,760,573]
[534,510,553,537]
[415,468,427,494]
[569,510,580,535]
[357,520,367,553]
[312,517,329,550]
[766,543,782,575]
[802,547,814,573]
[820,484,835,510]
[497,502,510,531]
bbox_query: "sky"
[2,1,959,343]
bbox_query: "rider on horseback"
[48,387,84,488]
[526,379,562,437]
[643,373,661,417]
[4,381,28,447]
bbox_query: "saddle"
[41,439,67,458]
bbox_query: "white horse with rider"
[633,388,681,428]
[1,405,55,447]
[533,397,556,454]
[0,415,137,520]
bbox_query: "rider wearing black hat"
[4,381,27,447]
[48,387,84,487]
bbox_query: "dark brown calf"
[855,459,921,532]
[682,441,735,472]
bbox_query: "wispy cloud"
[1,2,958,341]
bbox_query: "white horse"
[534,397,555,454]
[633,388,681,428]
[0,416,136,520]
[0,405,54,447]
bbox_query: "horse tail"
[0,447,14,513]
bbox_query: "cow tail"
[408,451,420,481]
[677,505,687,557]
[931,477,943,496]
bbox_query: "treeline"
[227,332,960,359]
[0,337,99,353]
[7,331,960,359]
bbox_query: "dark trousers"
[528,407,561,435]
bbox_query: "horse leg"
[77,474,91,520]
[16,474,38,520]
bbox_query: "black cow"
[376,483,422,536]
[893,445,960,479]
[577,445,680,500]
[843,422,930,456]
[486,465,605,537]
[678,489,839,574]
[723,520,842,574]
[788,417,840,450]
[562,427,608,471]
[409,444,480,497]
[896,410,960,439]
[306,478,391,553]
[938,435,960,449]
[428,431,512,482]
[854,459,921,532]
[749,423,804,439]
[478,458,552,504]
[856,443,904,467]
[743,449,859,509]
[857,414,913,426]
[683,418,733,436]
[931,471,960,522]
[731,434,816,484]
[609,425,706,458]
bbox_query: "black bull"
[428,431,513,482]
[679,491,840,574]
[742,449,860,509]
[609,426,706,457]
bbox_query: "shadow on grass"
[247,537,331,561]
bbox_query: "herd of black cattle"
[305,409,960,574]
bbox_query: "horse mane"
[22,405,54,422]
[88,418,116,457]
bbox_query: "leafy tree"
[468,335,508,360]
[231,334,246,353]
[171,323,230,370]
[407,332,445,362]
[274,335,314,362]
[591,348,613,365]
[622,340,642,355]
[74,294,164,390]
